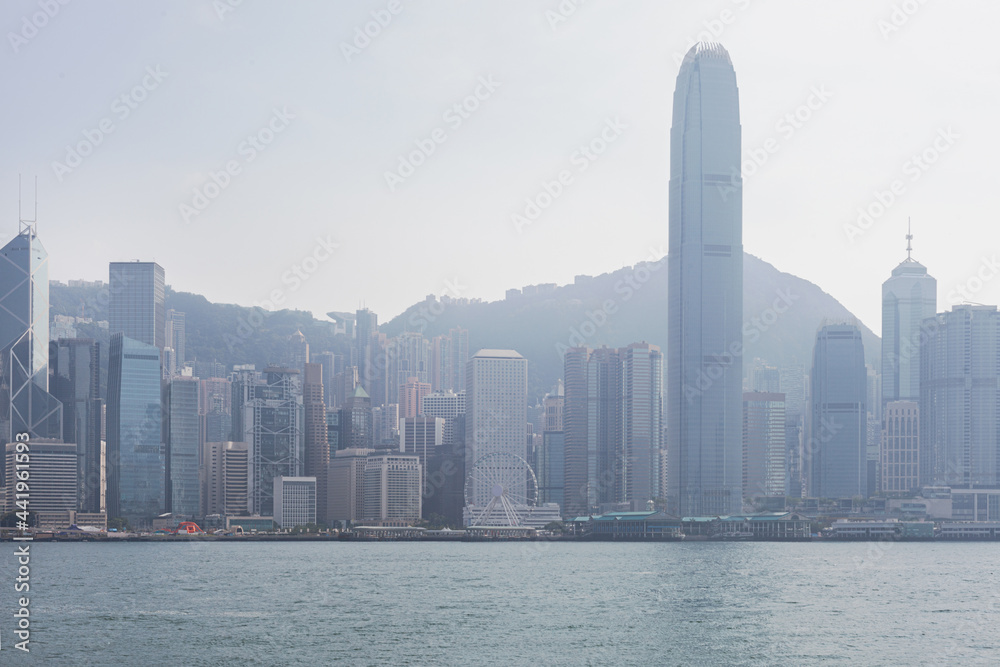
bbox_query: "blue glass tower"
[1,224,63,445]
[666,42,743,516]
[809,325,867,499]
[107,333,164,524]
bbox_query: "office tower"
[49,338,102,512]
[464,349,528,509]
[311,351,337,409]
[107,333,164,525]
[882,401,919,495]
[622,343,663,510]
[387,333,429,410]
[325,411,339,453]
[752,366,780,393]
[164,309,186,376]
[273,476,316,528]
[338,386,374,450]
[354,308,378,397]
[164,376,200,519]
[109,261,165,349]
[809,324,867,499]
[302,363,329,525]
[286,330,310,370]
[563,347,619,517]
[398,376,431,419]
[194,360,226,381]
[231,366,303,516]
[371,404,397,446]
[200,376,232,444]
[780,364,805,497]
[921,305,1000,486]
[362,452,422,526]
[431,334,453,392]
[0,225,63,460]
[328,448,373,523]
[422,390,465,449]
[202,441,249,518]
[882,228,936,406]
[666,43,743,517]
[330,366,358,411]
[449,328,469,392]
[537,430,565,509]
[742,392,786,501]
[399,416,444,466]
[4,440,77,513]
[543,381,564,431]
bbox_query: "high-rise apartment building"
[398,376,431,419]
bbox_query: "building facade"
[273,476,317,528]
[742,392,787,501]
[109,261,165,350]
[107,333,163,524]
[882,401,919,495]
[165,376,201,519]
[920,306,1000,487]
[809,325,867,499]
[666,43,744,517]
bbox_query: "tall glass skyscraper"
[1,225,63,448]
[809,325,867,499]
[50,338,102,512]
[666,42,743,516]
[165,376,201,519]
[107,333,164,524]
[109,261,165,350]
[920,306,1000,487]
[882,231,936,406]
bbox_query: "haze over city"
[4,0,1000,333]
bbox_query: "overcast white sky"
[3,0,998,335]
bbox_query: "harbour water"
[0,541,997,665]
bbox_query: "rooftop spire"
[905,217,913,261]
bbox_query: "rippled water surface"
[0,541,997,665]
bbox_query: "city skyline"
[3,1,999,335]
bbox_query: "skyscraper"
[1,224,63,456]
[622,343,663,510]
[231,366,304,516]
[881,401,919,495]
[920,305,1000,487]
[465,349,527,509]
[49,338,102,512]
[666,42,743,517]
[809,325,867,499]
[302,362,329,524]
[882,228,936,406]
[107,333,164,525]
[742,391,786,501]
[398,376,431,418]
[109,262,165,350]
[164,376,200,519]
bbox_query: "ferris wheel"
[464,452,538,527]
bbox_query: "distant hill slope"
[382,253,879,400]
[51,253,877,402]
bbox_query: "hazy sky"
[3,0,998,335]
